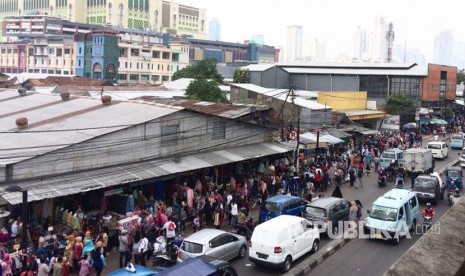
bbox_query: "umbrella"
[402,122,417,129]
[430,118,448,125]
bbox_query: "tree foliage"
[172,58,224,84]
[443,107,454,121]
[185,78,228,103]
[383,95,416,126]
[457,69,465,84]
[233,68,250,83]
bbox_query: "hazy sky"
[178,0,465,60]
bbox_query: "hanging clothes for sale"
[41,199,51,219]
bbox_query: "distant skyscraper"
[208,18,221,41]
[251,34,265,45]
[353,26,367,61]
[368,17,388,62]
[285,26,303,62]
[433,30,454,65]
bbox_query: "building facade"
[0,0,206,40]
[0,40,28,74]
[208,17,220,41]
[244,62,457,104]
[285,25,303,62]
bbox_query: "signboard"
[381,114,400,131]
[289,131,297,140]
[415,116,420,121]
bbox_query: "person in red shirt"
[422,203,435,219]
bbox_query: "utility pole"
[279,78,294,141]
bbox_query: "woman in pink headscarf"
[1,253,13,276]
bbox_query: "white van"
[427,141,449,159]
[249,215,320,272]
[363,188,420,245]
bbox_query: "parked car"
[450,133,465,149]
[259,195,307,223]
[249,215,320,272]
[156,255,238,276]
[107,264,162,276]
[177,229,247,263]
[413,172,445,205]
[303,197,350,235]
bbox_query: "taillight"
[177,250,182,259]
[274,246,282,253]
[325,217,329,224]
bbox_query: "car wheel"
[238,245,246,258]
[392,235,400,245]
[282,256,292,272]
[311,239,320,253]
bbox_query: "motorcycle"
[395,176,404,189]
[151,236,180,268]
[448,191,461,207]
[234,216,256,241]
[421,216,433,231]
[377,176,387,188]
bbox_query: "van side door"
[291,222,305,257]
[301,220,314,254]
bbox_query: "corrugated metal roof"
[0,142,292,205]
[282,66,427,76]
[134,97,270,119]
[231,83,329,111]
[277,62,418,69]
[241,64,275,72]
[299,132,344,144]
[0,90,182,165]
[339,109,386,116]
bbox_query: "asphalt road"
[232,147,457,276]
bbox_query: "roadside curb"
[285,234,352,276]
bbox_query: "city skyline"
[179,0,465,66]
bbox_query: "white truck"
[403,148,435,174]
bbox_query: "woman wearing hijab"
[331,185,343,199]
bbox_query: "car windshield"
[181,241,203,253]
[452,134,463,140]
[369,205,398,221]
[381,152,395,159]
[428,144,441,149]
[304,206,326,218]
[448,171,461,178]
[414,179,435,193]
[261,202,280,213]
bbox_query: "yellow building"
[317,91,386,128]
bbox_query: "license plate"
[371,233,382,239]
[257,253,268,259]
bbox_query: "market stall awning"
[299,132,345,145]
[0,142,293,205]
[339,109,386,121]
[339,125,378,135]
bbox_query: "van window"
[262,202,280,213]
[291,222,303,238]
[399,206,404,219]
[381,152,395,159]
[452,134,463,139]
[182,241,203,253]
[305,206,326,218]
[428,143,442,149]
[398,152,403,159]
[409,197,417,209]
[369,205,398,221]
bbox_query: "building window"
[64,49,70,55]
[129,74,139,81]
[359,75,388,98]
[152,51,160,58]
[130,49,139,56]
[118,74,127,80]
[57,49,63,56]
[162,52,170,59]
[93,63,102,79]
[141,74,149,81]
[440,71,447,100]
[105,63,116,80]
[162,76,169,82]
[48,70,54,74]
[79,47,82,54]
[211,119,226,140]
[161,124,179,146]
[390,77,422,98]
[151,75,159,82]
[64,70,69,75]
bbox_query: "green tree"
[185,78,228,103]
[172,58,224,84]
[457,69,465,84]
[383,95,416,126]
[233,68,250,83]
[443,107,454,120]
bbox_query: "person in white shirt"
[11,219,18,238]
[163,219,176,244]
[230,200,238,226]
[138,236,149,266]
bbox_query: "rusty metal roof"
[136,97,270,119]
